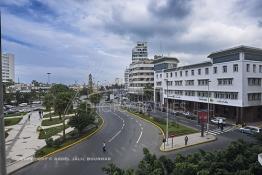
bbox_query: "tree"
[43,93,54,120]
[68,103,95,134]
[144,83,153,101]
[50,84,70,95]
[54,92,73,140]
[89,93,102,106]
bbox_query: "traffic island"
[160,132,216,152]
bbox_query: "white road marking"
[136,127,143,144]
[108,112,125,143]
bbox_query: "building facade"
[124,68,129,90]
[132,42,148,63]
[2,53,15,83]
[128,59,154,97]
[154,46,262,122]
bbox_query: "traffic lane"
[105,110,145,169]
[116,110,163,156]
[13,110,125,175]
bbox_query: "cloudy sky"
[1,0,262,84]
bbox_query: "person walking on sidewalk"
[185,136,188,146]
[38,110,42,119]
[102,141,106,152]
[28,112,31,121]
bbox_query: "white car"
[210,117,226,125]
[239,126,261,135]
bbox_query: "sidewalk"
[160,133,216,152]
[41,113,74,121]
[5,111,46,174]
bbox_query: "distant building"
[132,42,148,63]
[124,68,129,90]
[1,53,15,83]
[128,59,154,97]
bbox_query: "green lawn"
[35,116,103,158]
[39,125,69,139]
[43,113,56,118]
[128,110,197,136]
[41,118,63,126]
[4,112,27,118]
[4,117,23,126]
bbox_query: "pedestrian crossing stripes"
[206,126,235,135]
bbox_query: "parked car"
[239,126,262,135]
[19,103,28,107]
[210,117,226,125]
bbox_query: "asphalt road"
[12,107,162,175]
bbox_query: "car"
[19,103,28,107]
[239,126,262,135]
[32,101,41,104]
[210,117,226,125]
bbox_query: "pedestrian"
[28,113,31,121]
[39,110,42,119]
[217,121,220,128]
[221,123,224,131]
[185,136,188,146]
[102,141,106,152]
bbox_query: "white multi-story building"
[1,53,15,83]
[132,42,148,63]
[128,59,154,98]
[124,68,129,90]
[154,46,262,122]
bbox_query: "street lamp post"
[47,72,51,85]
[164,79,169,144]
[207,80,211,134]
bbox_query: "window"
[198,69,201,75]
[205,68,209,75]
[185,80,194,86]
[223,66,227,73]
[160,74,162,78]
[167,81,172,86]
[253,64,256,73]
[214,92,238,99]
[170,72,173,77]
[156,74,158,79]
[233,64,238,72]
[166,73,168,78]
[156,81,162,86]
[217,78,233,85]
[185,91,195,96]
[247,64,250,72]
[259,65,262,73]
[248,93,261,101]
[185,70,188,76]
[180,71,182,77]
[213,67,217,74]
[198,79,209,86]
[197,91,208,97]
[191,70,194,76]
[175,80,183,86]
[248,78,261,86]
[175,72,177,77]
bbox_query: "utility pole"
[207,80,211,134]
[0,11,7,175]
[164,79,169,144]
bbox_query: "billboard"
[198,111,208,123]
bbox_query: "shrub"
[45,138,54,147]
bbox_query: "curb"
[9,114,104,174]
[125,110,165,137]
[160,135,217,152]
